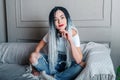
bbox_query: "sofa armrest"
[75,42,116,80]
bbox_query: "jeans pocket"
[55,61,66,72]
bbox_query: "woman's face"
[54,10,67,31]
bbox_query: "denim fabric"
[55,54,67,72]
[33,54,51,74]
[33,53,83,80]
[54,62,83,80]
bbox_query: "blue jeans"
[33,53,83,80]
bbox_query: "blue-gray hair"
[48,6,73,74]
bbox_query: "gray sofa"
[0,42,116,80]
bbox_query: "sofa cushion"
[0,42,87,65]
[0,63,31,80]
[0,43,37,64]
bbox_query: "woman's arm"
[69,40,83,64]
[60,29,83,64]
[35,40,46,53]
[29,40,46,64]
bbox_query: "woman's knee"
[29,52,40,64]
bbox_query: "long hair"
[48,6,73,74]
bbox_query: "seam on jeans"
[42,55,48,64]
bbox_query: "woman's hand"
[29,51,40,65]
[59,30,72,42]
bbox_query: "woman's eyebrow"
[54,14,65,18]
[60,14,65,17]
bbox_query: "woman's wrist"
[35,50,39,53]
[68,39,74,45]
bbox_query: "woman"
[29,6,85,80]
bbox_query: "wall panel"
[6,0,112,42]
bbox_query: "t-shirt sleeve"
[72,34,81,47]
[43,33,48,43]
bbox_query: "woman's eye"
[54,18,58,21]
[61,17,65,19]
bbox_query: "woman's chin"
[58,28,65,31]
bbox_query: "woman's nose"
[58,19,61,24]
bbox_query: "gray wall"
[6,0,111,42]
[0,0,120,72]
[111,0,120,72]
[0,0,6,42]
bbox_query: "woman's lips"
[59,24,64,27]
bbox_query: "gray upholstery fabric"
[0,42,115,80]
[0,63,32,80]
[0,43,37,65]
[0,43,38,80]
[75,42,116,80]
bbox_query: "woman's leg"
[29,52,50,75]
[29,52,41,65]
[54,62,84,80]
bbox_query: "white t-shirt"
[43,32,81,52]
